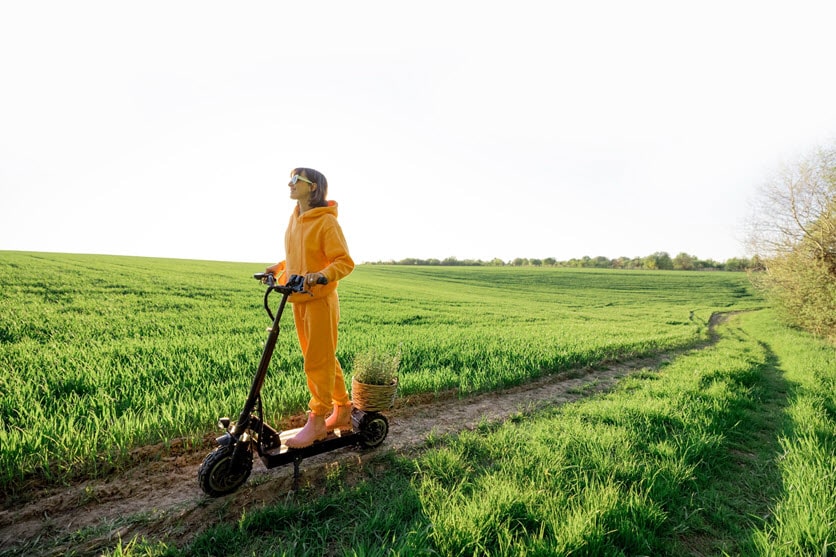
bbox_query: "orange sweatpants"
[291,290,350,416]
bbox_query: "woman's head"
[291,167,328,208]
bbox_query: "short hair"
[293,167,328,208]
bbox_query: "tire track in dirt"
[1,322,725,556]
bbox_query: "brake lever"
[253,273,275,288]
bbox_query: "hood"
[296,200,339,220]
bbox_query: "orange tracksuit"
[267,201,354,416]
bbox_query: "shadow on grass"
[675,340,796,555]
[179,452,432,557]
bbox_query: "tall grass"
[745,311,836,556]
[112,306,836,556]
[412,311,781,556]
[0,252,762,492]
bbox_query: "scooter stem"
[233,289,291,434]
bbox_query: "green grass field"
[0,252,763,492]
[2,252,834,555]
[110,310,835,557]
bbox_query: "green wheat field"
[1,251,834,556]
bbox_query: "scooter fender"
[215,429,249,447]
[216,432,235,446]
[215,429,252,468]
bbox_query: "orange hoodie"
[271,200,354,303]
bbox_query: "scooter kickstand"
[292,455,303,491]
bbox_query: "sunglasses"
[290,174,314,186]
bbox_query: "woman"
[265,167,355,448]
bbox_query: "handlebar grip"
[285,274,306,291]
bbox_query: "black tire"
[359,413,389,448]
[198,445,253,497]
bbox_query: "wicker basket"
[351,377,398,412]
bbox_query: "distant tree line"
[368,252,762,272]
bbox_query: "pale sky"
[2,1,836,264]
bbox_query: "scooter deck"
[258,426,361,469]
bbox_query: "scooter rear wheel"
[358,412,389,448]
[198,445,253,497]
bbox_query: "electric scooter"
[198,273,389,497]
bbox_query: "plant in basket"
[351,347,400,411]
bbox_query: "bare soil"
[0,335,718,556]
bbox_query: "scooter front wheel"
[198,444,253,497]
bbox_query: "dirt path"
[0,340,711,556]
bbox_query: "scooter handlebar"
[253,272,327,292]
[253,272,328,321]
